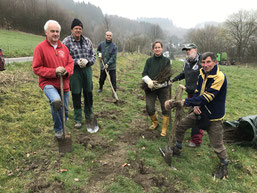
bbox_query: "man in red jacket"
[32,20,74,139]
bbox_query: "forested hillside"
[0,0,173,54]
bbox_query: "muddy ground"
[25,103,178,193]
[1,71,178,192]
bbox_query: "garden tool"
[169,84,172,124]
[86,114,99,133]
[159,84,185,168]
[58,76,72,153]
[100,58,119,103]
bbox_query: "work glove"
[153,81,171,90]
[142,76,156,90]
[98,52,102,58]
[165,99,184,110]
[78,58,88,68]
[153,82,161,90]
[56,66,66,76]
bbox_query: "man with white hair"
[32,20,74,139]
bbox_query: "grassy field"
[0,29,44,58]
[0,52,257,193]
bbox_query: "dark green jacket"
[142,54,171,79]
[172,53,201,94]
[97,40,117,70]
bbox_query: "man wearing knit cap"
[63,18,98,133]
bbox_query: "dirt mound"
[27,178,65,193]
[76,133,111,150]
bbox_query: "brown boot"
[161,116,169,136]
[149,113,159,130]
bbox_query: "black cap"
[182,43,197,51]
[71,18,83,29]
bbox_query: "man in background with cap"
[171,43,203,147]
[62,18,98,133]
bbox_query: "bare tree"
[225,10,257,62]
[103,15,111,32]
[185,25,228,54]
[148,24,164,42]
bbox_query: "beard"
[186,54,194,61]
[186,52,197,61]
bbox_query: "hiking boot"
[55,130,63,139]
[172,146,181,156]
[213,162,228,179]
[97,88,102,93]
[187,141,199,148]
[74,122,82,129]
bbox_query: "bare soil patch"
[25,93,176,192]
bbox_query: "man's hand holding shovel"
[56,66,67,77]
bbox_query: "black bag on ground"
[196,113,211,130]
[223,115,257,148]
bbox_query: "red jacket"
[32,39,74,91]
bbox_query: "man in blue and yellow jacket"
[165,52,228,179]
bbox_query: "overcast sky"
[75,0,256,28]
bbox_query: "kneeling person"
[165,52,228,179]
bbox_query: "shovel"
[159,84,185,168]
[58,76,72,153]
[86,114,99,133]
[100,58,119,103]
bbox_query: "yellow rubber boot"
[161,116,169,136]
[149,113,159,130]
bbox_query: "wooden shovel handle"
[60,76,66,137]
[168,84,186,147]
[100,58,119,101]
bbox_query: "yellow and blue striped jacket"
[185,65,227,121]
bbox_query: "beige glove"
[78,58,88,68]
[56,66,66,76]
[98,52,102,58]
[148,80,155,89]
[165,99,185,110]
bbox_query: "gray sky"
[75,0,256,28]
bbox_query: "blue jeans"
[43,85,69,132]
